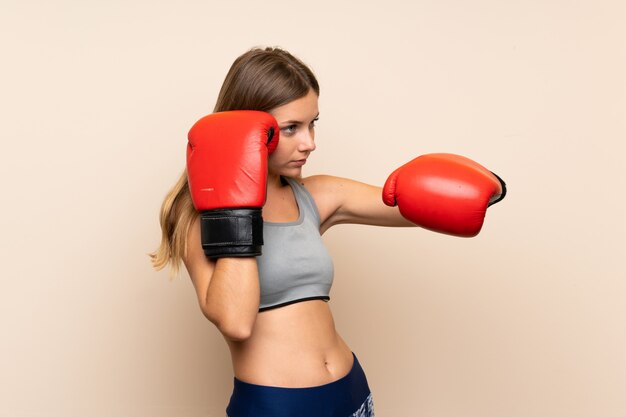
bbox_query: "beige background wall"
[2,0,625,416]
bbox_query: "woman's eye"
[281,125,297,135]
[310,117,319,128]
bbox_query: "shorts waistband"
[226,352,371,417]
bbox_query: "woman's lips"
[290,159,307,167]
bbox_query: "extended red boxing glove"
[382,153,506,237]
[187,110,279,258]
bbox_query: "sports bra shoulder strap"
[283,177,321,225]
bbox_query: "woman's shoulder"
[300,174,345,192]
[297,175,352,229]
[299,174,352,204]
[300,175,370,200]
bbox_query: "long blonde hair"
[149,46,320,279]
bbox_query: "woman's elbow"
[202,308,255,342]
[220,324,253,342]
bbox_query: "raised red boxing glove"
[382,153,506,237]
[187,110,279,258]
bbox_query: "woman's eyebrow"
[281,113,320,125]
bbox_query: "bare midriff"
[226,299,354,388]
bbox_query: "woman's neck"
[266,173,285,191]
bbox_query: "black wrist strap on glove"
[199,208,263,258]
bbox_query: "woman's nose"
[299,130,316,152]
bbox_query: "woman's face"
[268,89,319,178]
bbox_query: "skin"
[183,89,415,388]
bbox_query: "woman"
[150,46,505,417]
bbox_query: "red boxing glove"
[187,110,279,258]
[382,153,506,237]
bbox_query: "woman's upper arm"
[302,175,415,232]
[182,216,216,314]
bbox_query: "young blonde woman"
[151,46,506,417]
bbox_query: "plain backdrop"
[1,0,625,416]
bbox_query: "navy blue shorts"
[226,352,375,417]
